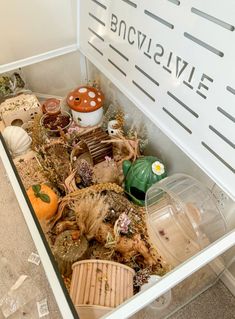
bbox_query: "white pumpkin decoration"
[2,126,32,157]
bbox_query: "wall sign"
[79,0,235,199]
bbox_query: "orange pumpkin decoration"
[27,184,58,220]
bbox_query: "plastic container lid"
[145,174,228,266]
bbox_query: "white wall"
[0,0,76,65]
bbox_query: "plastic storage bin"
[0,1,235,318]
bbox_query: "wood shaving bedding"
[0,94,40,113]
[15,157,47,190]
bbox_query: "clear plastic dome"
[145,174,228,267]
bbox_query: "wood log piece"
[53,230,88,276]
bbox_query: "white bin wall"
[22,51,82,96]
[88,60,235,223]
[0,0,77,65]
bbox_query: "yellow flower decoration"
[152,161,165,176]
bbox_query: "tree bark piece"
[53,230,88,276]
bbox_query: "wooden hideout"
[70,259,135,319]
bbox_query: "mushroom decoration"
[66,86,105,127]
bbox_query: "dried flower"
[105,156,112,162]
[78,159,93,187]
[105,232,116,249]
[116,212,131,235]
[133,214,141,222]
[74,194,109,240]
[115,111,125,129]
[133,268,151,287]
[87,79,100,89]
[66,122,82,141]
[67,126,81,134]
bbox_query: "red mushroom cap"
[66,86,105,113]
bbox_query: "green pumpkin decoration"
[123,156,167,206]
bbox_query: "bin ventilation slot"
[184,33,224,57]
[183,81,193,90]
[167,91,199,118]
[163,66,172,74]
[168,0,180,6]
[217,107,235,123]
[121,0,137,8]
[196,90,207,100]
[91,0,107,10]
[88,41,103,56]
[162,52,173,73]
[135,65,159,86]
[132,81,155,102]
[226,86,235,95]
[162,107,192,134]
[209,125,235,149]
[144,52,152,59]
[202,142,235,173]
[191,8,235,31]
[80,0,235,198]
[183,66,195,90]
[109,44,129,61]
[144,10,174,30]
[88,28,104,42]
[89,12,105,26]
[108,59,126,76]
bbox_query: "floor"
[0,154,235,319]
[0,157,62,319]
[169,281,235,319]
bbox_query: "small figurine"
[123,156,167,206]
[107,119,123,136]
[66,86,105,126]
